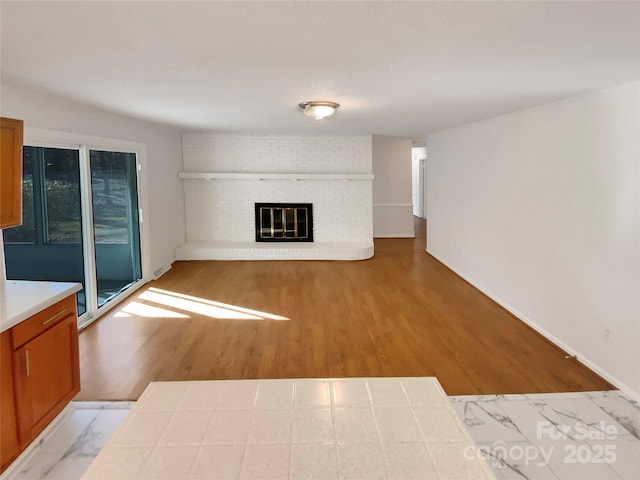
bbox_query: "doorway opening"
[411,146,427,220]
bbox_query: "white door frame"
[419,158,426,219]
[21,127,150,328]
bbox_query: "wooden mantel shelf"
[178,172,374,181]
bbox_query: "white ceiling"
[1,1,639,137]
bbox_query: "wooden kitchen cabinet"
[0,294,80,473]
[0,117,24,229]
[0,333,19,473]
[14,314,80,444]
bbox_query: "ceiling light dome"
[298,101,340,120]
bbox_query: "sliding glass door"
[3,144,143,324]
[3,146,87,314]
[90,150,142,308]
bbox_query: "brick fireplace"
[176,133,374,260]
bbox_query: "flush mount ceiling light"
[298,101,340,120]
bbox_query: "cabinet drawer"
[11,295,77,349]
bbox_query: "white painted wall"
[0,84,184,275]
[427,82,640,399]
[181,133,373,244]
[372,135,414,237]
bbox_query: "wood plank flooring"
[76,218,612,400]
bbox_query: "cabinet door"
[13,315,80,444]
[0,333,19,473]
[0,117,24,229]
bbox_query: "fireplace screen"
[255,203,313,242]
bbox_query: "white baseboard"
[374,234,416,238]
[426,248,640,403]
[372,203,414,207]
[152,262,173,280]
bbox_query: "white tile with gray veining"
[3,403,133,480]
[450,391,640,480]
[588,392,640,441]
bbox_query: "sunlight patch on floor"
[113,300,190,318]
[125,287,290,321]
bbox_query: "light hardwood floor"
[76,218,612,400]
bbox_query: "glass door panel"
[3,146,87,315]
[89,150,142,308]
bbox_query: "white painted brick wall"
[182,133,373,243]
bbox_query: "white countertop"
[82,377,495,479]
[0,280,82,332]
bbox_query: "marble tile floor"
[3,391,638,480]
[449,391,640,480]
[2,402,135,480]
